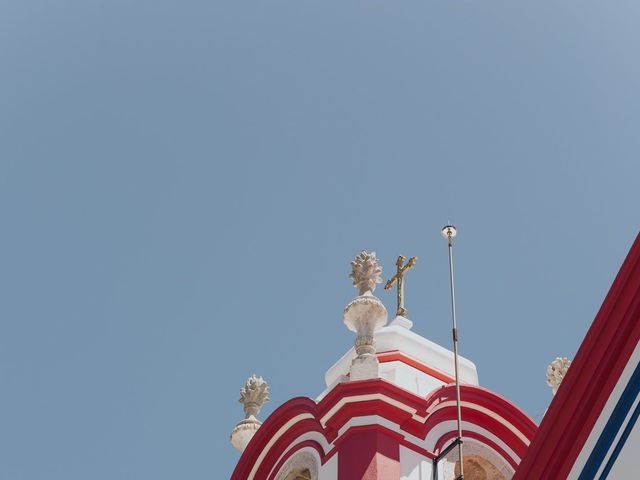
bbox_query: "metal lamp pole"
[442,225,464,480]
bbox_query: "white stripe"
[424,419,521,464]
[319,393,427,426]
[431,400,531,446]
[336,414,430,447]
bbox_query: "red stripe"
[423,403,530,460]
[377,350,456,384]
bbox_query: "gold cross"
[384,255,418,317]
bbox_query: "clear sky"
[1,1,639,479]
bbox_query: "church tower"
[230,249,537,480]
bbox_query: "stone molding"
[274,450,318,480]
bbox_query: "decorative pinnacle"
[546,357,571,395]
[441,225,457,244]
[349,251,383,296]
[239,374,270,418]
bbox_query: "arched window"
[275,451,318,480]
[441,442,514,480]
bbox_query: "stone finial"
[350,251,383,296]
[546,357,571,395]
[344,251,388,381]
[230,375,270,452]
[239,374,270,417]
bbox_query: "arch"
[231,380,536,480]
[441,441,514,479]
[274,450,319,480]
[423,385,537,463]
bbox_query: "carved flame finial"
[546,357,571,395]
[239,374,269,418]
[349,250,383,296]
[230,374,270,452]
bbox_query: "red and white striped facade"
[231,322,537,480]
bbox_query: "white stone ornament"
[230,374,270,452]
[546,357,571,395]
[239,374,269,417]
[344,251,388,381]
[349,250,383,296]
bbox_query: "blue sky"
[1,1,639,478]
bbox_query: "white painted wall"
[319,323,479,400]
[379,361,446,397]
[607,421,640,478]
[319,454,338,480]
[399,446,433,480]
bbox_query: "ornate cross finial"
[546,357,571,395]
[384,255,418,317]
[349,251,383,296]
